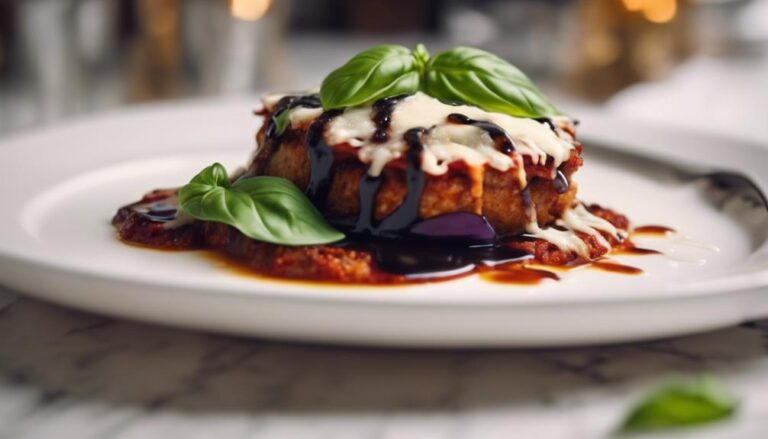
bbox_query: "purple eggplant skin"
[409,212,496,244]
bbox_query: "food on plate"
[114,44,650,284]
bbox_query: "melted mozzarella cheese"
[527,203,626,258]
[289,107,323,127]
[324,92,574,177]
[262,92,575,177]
[557,203,622,251]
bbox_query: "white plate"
[0,98,767,347]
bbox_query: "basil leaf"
[620,378,738,432]
[320,44,421,109]
[423,46,561,118]
[270,109,291,138]
[179,163,344,246]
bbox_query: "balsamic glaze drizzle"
[240,94,326,184]
[265,94,322,139]
[375,128,427,235]
[352,128,427,237]
[371,94,410,143]
[134,200,178,222]
[447,113,517,154]
[534,117,556,132]
[353,175,382,233]
[553,170,569,194]
[305,109,343,209]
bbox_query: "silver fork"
[576,108,768,211]
[587,142,768,211]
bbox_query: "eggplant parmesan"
[114,44,639,284]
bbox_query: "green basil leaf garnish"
[423,46,561,118]
[620,378,738,432]
[270,109,291,138]
[179,163,344,246]
[318,44,562,118]
[320,44,421,109]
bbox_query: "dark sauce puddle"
[339,238,533,279]
[133,199,178,222]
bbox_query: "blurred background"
[0,0,766,141]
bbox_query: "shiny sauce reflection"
[481,267,560,285]
[589,259,643,275]
[632,225,676,236]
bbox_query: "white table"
[1,286,768,439]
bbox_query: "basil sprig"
[620,378,738,432]
[179,163,344,246]
[319,44,560,118]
